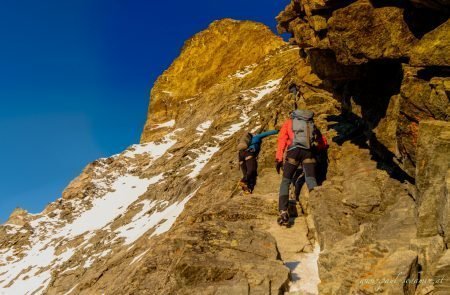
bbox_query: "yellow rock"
[141,19,285,142]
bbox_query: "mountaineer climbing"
[275,109,328,226]
[238,130,278,194]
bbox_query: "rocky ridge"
[1,20,323,294]
[277,0,449,293]
[0,7,448,295]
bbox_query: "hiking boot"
[277,210,290,226]
[238,179,247,189]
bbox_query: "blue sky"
[0,0,288,222]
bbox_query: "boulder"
[397,67,450,176]
[410,19,450,67]
[433,250,450,293]
[327,0,417,65]
[416,120,450,239]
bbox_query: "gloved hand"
[276,161,283,174]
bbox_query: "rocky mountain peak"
[141,19,285,142]
[1,3,449,295]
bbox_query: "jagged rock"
[410,19,450,67]
[416,120,450,239]
[278,0,449,181]
[328,0,417,65]
[1,3,448,294]
[307,49,365,80]
[373,94,401,156]
[141,19,285,142]
[433,250,450,293]
[355,250,419,294]
[5,208,29,226]
[411,235,446,293]
[1,20,306,295]
[397,67,450,176]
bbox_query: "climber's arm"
[276,122,289,162]
[255,130,279,140]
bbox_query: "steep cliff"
[1,20,322,294]
[0,5,448,295]
[278,1,449,293]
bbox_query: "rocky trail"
[252,169,320,295]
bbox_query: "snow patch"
[153,119,175,129]
[230,64,257,79]
[63,283,79,295]
[286,243,321,294]
[116,189,199,244]
[122,128,182,159]
[130,249,150,265]
[242,79,282,104]
[196,120,213,135]
[187,146,221,179]
[0,174,162,294]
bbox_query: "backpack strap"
[306,122,311,150]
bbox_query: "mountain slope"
[1,8,449,294]
[1,20,312,294]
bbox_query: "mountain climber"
[238,130,278,194]
[275,109,328,225]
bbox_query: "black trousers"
[279,147,317,211]
[239,150,258,191]
[292,168,305,201]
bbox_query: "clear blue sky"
[0,0,288,222]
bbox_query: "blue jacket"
[247,130,279,154]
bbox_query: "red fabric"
[317,134,329,151]
[276,119,294,162]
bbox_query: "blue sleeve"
[253,130,279,141]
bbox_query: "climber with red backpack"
[238,130,278,194]
[275,109,328,226]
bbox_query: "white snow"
[186,79,281,177]
[213,113,251,141]
[0,77,283,295]
[83,256,95,268]
[286,243,321,294]
[186,146,221,179]
[230,64,257,79]
[56,174,163,238]
[130,249,150,265]
[153,119,175,129]
[115,189,198,244]
[83,249,111,268]
[151,190,198,236]
[0,173,162,294]
[242,79,282,104]
[250,125,261,133]
[196,120,213,135]
[122,128,182,159]
[62,284,79,295]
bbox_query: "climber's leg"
[245,154,257,193]
[303,159,318,191]
[279,149,300,211]
[295,149,318,191]
[294,168,305,201]
[238,151,247,183]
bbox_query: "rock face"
[278,0,449,293]
[141,19,285,142]
[0,5,449,295]
[0,20,305,295]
